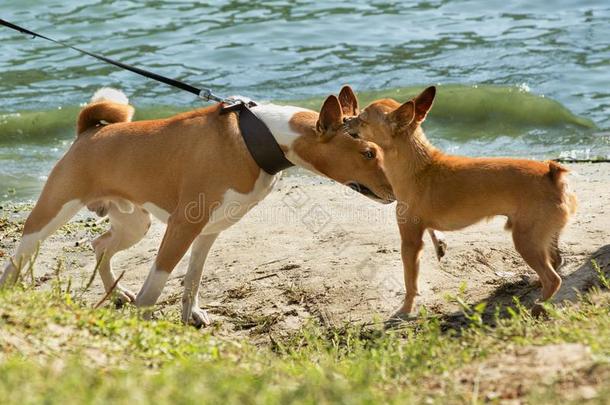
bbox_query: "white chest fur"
[143,171,278,234]
[201,171,278,235]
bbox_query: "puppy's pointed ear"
[338,85,359,116]
[412,86,436,123]
[316,95,343,136]
[390,100,415,129]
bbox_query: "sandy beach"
[0,163,608,341]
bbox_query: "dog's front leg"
[393,221,425,319]
[181,233,219,327]
[135,209,206,318]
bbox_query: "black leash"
[0,18,224,103]
[0,18,294,174]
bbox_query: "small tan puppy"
[343,86,577,318]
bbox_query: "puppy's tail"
[548,161,568,183]
[76,88,134,136]
[548,161,578,216]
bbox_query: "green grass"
[1,281,609,405]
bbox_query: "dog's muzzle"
[346,182,395,204]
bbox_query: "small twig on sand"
[94,270,125,309]
[250,273,279,282]
[156,292,182,306]
[256,257,288,268]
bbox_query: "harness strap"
[232,103,294,175]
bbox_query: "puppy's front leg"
[395,222,425,318]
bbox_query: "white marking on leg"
[1,200,82,286]
[182,233,219,325]
[142,203,170,223]
[93,203,150,304]
[114,198,135,214]
[135,265,169,308]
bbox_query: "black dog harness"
[0,18,294,175]
[221,101,294,174]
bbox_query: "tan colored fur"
[346,86,577,317]
[1,90,397,325]
[77,101,135,135]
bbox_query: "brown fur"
[27,98,394,246]
[346,86,577,316]
[1,91,401,324]
[77,101,135,135]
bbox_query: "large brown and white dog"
[0,87,445,326]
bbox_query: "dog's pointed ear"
[338,85,359,116]
[412,86,436,124]
[390,100,415,129]
[316,95,343,136]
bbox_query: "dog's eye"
[362,149,375,160]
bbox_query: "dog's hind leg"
[512,224,562,315]
[549,234,564,271]
[428,229,447,261]
[92,203,151,306]
[181,233,219,327]
[0,187,83,286]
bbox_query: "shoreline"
[0,162,608,340]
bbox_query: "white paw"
[183,306,211,328]
[113,287,136,308]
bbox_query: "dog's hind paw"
[429,230,447,261]
[531,303,549,319]
[181,302,212,328]
[435,238,447,261]
[189,307,212,328]
[113,288,136,308]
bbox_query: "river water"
[1,0,608,200]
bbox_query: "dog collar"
[221,101,294,175]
